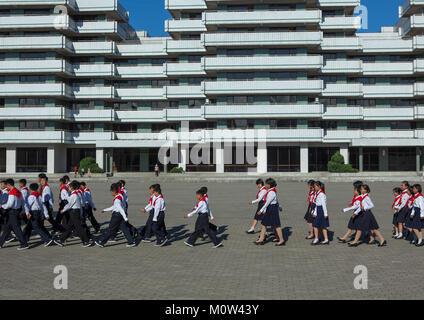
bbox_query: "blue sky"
[119,0,404,36]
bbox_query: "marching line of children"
[0,174,223,250]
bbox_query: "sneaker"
[93,229,101,234]
[184,241,194,248]
[107,239,117,243]
[82,242,92,248]
[94,241,105,248]
[213,243,223,249]
[17,245,29,251]
[54,239,65,247]
[142,239,152,243]
[155,239,168,247]
[5,237,16,244]
[44,239,54,247]
[246,230,255,234]
[126,242,136,248]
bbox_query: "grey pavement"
[0,178,423,300]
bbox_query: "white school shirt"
[392,195,402,211]
[399,190,410,210]
[187,199,209,218]
[2,188,22,210]
[205,196,214,220]
[62,191,82,213]
[41,184,54,208]
[354,194,374,215]
[121,187,128,204]
[103,195,127,221]
[251,187,267,205]
[26,194,49,218]
[313,192,328,217]
[20,187,29,202]
[411,194,424,218]
[144,194,155,212]
[153,195,166,222]
[60,186,70,201]
[259,190,278,213]
[84,188,96,210]
[343,198,361,213]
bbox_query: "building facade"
[0,0,423,174]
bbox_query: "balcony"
[0,107,66,121]
[320,16,361,31]
[363,84,414,98]
[265,129,323,142]
[75,21,126,40]
[0,0,75,7]
[399,0,424,17]
[115,65,165,79]
[414,82,424,96]
[164,62,205,76]
[323,107,363,120]
[72,41,116,55]
[0,14,76,32]
[362,62,414,75]
[71,86,115,99]
[0,83,67,97]
[166,40,206,53]
[0,131,65,143]
[66,109,115,122]
[318,0,360,7]
[201,31,322,47]
[202,10,321,27]
[65,131,115,144]
[71,63,115,78]
[165,19,206,33]
[362,38,413,53]
[0,35,72,52]
[165,0,207,11]
[165,85,205,99]
[202,55,323,72]
[321,37,361,51]
[363,107,414,120]
[322,83,362,97]
[414,59,424,73]
[202,80,323,95]
[116,41,167,57]
[74,0,129,21]
[321,60,362,74]
[0,59,70,75]
[203,104,323,119]
[166,108,204,121]
[115,110,165,122]
[115,87,165,101]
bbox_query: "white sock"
[397,233,403,238]
[394,233,398,237]
[313,238,319,244]
[418,238,423,245]
[248,227,254,232]
[321,239,329,243]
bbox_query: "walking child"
[246,179,267,234]
[311,181,330,246]
[405,184,424,246]
[392,187,403,239]
[151,185,168,247]
[304,180,315,240]
[338,185,362,243]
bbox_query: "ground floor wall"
[0,144,421,174]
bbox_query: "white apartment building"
[0,0,423,174]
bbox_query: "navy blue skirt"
[304,203,314,223]
[254,200,265,221]
[405,208,424,231]
[312,206,329,228]
[347,215,356,230]
[392,212,400,225]
[356,210,379,232]
[261,204,281,227]
[398,207,411,224]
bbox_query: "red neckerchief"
[9,187,22,199]
[414,193,423,205]
[263,188,276,202]
[349,195,361,207]
[392,195,402,209]
[153,194,163,206]
[148,194,154,205]
[114,194,123,204]
[196,195,207,207]
[313,190,324,203]
[31,191,39,198]
[41,184,48,196]
[307,190,314,203]
[407,194,415,206]
[256,187,266,199]
[21,187,28,192]
[71,190,79,196]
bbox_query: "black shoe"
[337,237,347,243]
[348,242,359,247]
[246,230,255,234]
[367,240,378,245]
[311,240,320,246]
[321,240,330,245]
[378,240,387,247]
[275,242,286,247]
[17,245,30,251]
[254,241,265,246]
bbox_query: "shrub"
[328,152,358,173]
[79,157,103,174]
[170,167,185,174]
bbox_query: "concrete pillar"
[215,145,224,173]
[300,144,309,173]
[96,148,104,171]
[179,145,189,171]
[6,146,16,174]
[47,145,66,174]
[359,147,364,172]
[416,147,422,172]
[140,149,149,172]
[340,146,349,164]
[257,144,267,174]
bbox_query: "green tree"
[328,152,358,173]
[79,157,103,174]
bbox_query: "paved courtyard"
[0,178,423,300]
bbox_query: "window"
[227,49,254,56]
[390,122,415,130]
[113,123,137,133]
[151,101,179,110]
[227,119,255,129]
[151,79,178,88]
[269,120,297,129]
[151,123,178,132]
[227,72,254,81]
[347,121,376,130]
[17,148,47,172]
[269,96,297,104]
[69,123,94,132]
[72,101,95,110]
[189,122,216,130]
[270,72,297,80]
[269,48,297,56]
[19,121,45,130]
[19,52,47,60]
[267,147,300,173]
[20,75,47,83]
[227,96,254,105]
[188,99,205,108]
[19,98,46,108]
